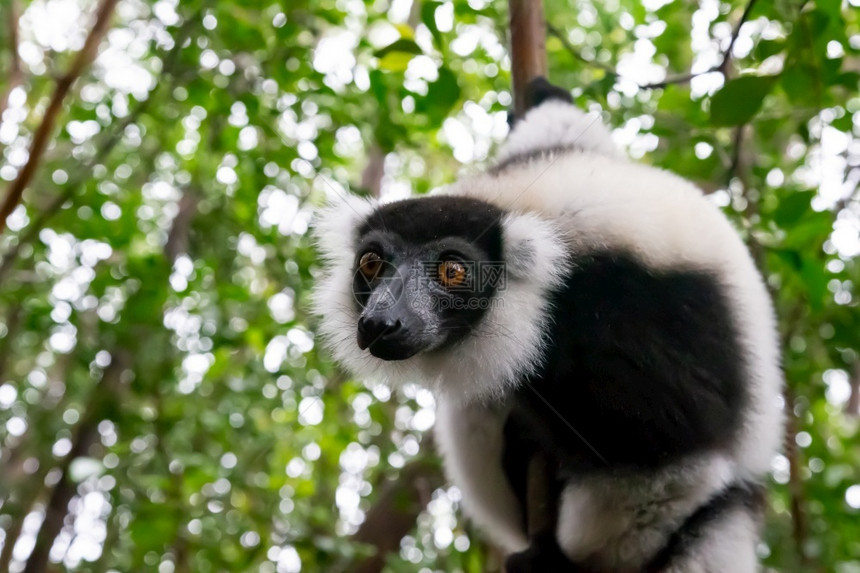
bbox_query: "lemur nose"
[357,316,403,350]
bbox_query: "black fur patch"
[500,252,750,571]
[525,77,574,108]
[357,196,504,254]
[507,76,573,128]
[504,252,748,473]
[645,481,766,571]
[502,415,564,534]
[488,144,586,175]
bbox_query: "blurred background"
[0,0,858,571]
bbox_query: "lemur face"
[351,196,505,361]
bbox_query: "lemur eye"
[438,261,467,288]
[358,252,384,279]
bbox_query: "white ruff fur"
[312,101,783,567]
[664,508,760,573]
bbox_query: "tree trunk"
[508,0,547,120]
[349,458,445,573]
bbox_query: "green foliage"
[710,75,777,126]
[0,0,858,572]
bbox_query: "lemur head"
[313,193,568,401]
[351,196,505,361]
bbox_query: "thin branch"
[0,0,23,122]
[847,361,860,417]
[548,0,759,91]
[783,387,811,566]
[348,456,444,573]
[360,144,385,199]
[718,0,760,75]
[164,191,199,264]
[0,97,149,284]
[546,23,618,78]
[728,125,746,184]
[0,0,120,234]
[0,14,196,284]
[21,351,129,573]
[639,71,705,91]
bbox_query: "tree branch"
[508,0,548,119]
[0,301,21,381]
[847,360,860,417]
[0,97,149,284]
[360,144,385,199]
[545,23,618,77]
[22,351,129,573]
[0,12,197,284]
[348,457,445,573]
[0,0,119,234]
[548,0,759,91]
[0,0,23,126]
[164,191,199,265]
[783,387,811,566]
[728,86,810,567]
[718,0,759,75]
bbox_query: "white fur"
[312,194,376,265]
[313,98,783,569]
[664,508,760,573]
[434,398,528,551]
[495,100,621,165]
[555,454,734,568]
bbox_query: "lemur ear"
[501,212,568,288]
[313,195,376,261]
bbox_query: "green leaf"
[378,51,416,72]
[417,66,461,122]
[709,76,777,126]
[374,38,423,59]
[753,38,785,61]
[816,0,842,18]
[421,1,444,49]
[773,190,814,227]
[833,71,860,90]
[780,212,833,250]
[368,69,387,105]
[374,38,423,71]
[781,65,820,104]
[800,256,829,311]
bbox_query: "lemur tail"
[495,77,620,170]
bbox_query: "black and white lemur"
[313,79,783,572]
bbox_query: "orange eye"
[358,252,383,280]
[438,261,466,288]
